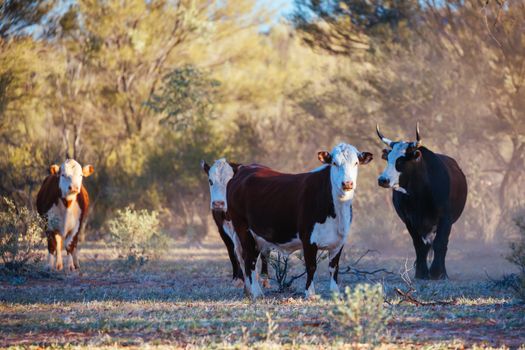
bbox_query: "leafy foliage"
[330,284,389,344]
[507,216,525,301]
[0,196,44,273]
[147,65,220,130]
[106,206,168,267]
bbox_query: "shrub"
[107,206,169,267]
[0,197,45,273]
[506,216,525,301]
[330,284,389,344]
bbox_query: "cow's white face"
[378,142,409,191]
[52,159,94,200]
[318,143,373,202]
[201,158,235,211]
[378,142,421,193]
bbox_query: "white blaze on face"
[207,158,235,211]
[379,142,409,190]
[59,159,84,200]
[329,144,361,202]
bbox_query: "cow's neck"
[61,196,77,208]
[333,196,353,236]
[402,156,432,200]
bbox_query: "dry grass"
[0,238,523,349]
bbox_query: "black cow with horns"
[376,123,467,279]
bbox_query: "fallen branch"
[394,287,457,306]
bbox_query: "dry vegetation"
[0,239,523,349]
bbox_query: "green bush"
[330,284,389,344]
[507,216,525,301]
[107,206,169,267]
[0,197,45,273]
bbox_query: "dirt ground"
[0,235,523,349]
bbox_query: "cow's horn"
[415,122,422,147]
[376,124,393,147]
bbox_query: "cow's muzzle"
[342,181,354,192]
[212,200,226,210]
[378,176,390,188]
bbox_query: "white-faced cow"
[201,158,270,288]
[227,143,373,298]
[376,124,467,279]
[36,159,94,271]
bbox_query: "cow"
[201,158,270,288]
[376,123,467,279]
[226,143,373,298]
[36,159,94,271]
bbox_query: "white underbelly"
[47,201,81,237]
[250,230,302,254]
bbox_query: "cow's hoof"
[414,271,430,280]
[329,280,340,295]
[261,277,271,289]
[305,283,317,300]
[429,271,448,280]
[232,278,244,288]
[56,262,63,271]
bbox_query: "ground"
[0,237,524,349]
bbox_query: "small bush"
[506,216,525,301]
[107,206,169,267]
[330,284,389,344]
[0,197,45,273]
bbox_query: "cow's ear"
[49,164,59,175]
[318,151,332,164]
[381,149,389,160]
[200,160,210,174]
[229,162,241,174]
[82,165,94,177]
[359,152,373,165]
[412,150,422,162]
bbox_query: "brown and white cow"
[201,158,270,288]
[36,159,94,271]
[227,143,373,298]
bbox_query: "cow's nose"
[378,176,390,188]
[212,200,225,209]
[68,185,79,192]
[342,181,353,191]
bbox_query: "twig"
[394,288,457,306]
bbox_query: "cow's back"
[227,165,301,243]
[436,153,467,223]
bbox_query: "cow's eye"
[209,179,213,186]
[355,161,358,166]
[332,161,337,166]
[382,149,390,160]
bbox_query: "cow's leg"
[303,242,318,299]
[65,234,78,272]
[430,218,451,280]
[328,245,344,294]
[55,233,63,271]
[408,226,430,279]
[46,231,57,270]
[235,224,263,299]
[72,249,80,270]
[259,250,271,289]
[218,225,243,286]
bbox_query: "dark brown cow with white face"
[227,143,373,298]
[36,159,94,271]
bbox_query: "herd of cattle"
[36,124,467,298]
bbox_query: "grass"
[0,239,523,349]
